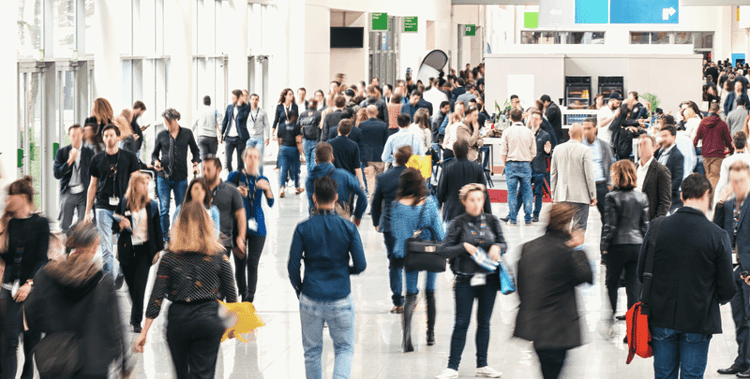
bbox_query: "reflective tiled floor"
[116,164,738,379]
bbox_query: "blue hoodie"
[305,162,367,219]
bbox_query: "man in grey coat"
[550,123,598,231]
[582,118,614,233]
[728,96,750,136]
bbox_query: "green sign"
[464,24,476,36]
[524,12,539,29]
[52,142,59,160]
[404,17,418,33]
[17,149,22,168]
[372,13,388,31]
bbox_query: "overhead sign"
[404,17,418,33]
[610,0,679,24]
[575,0,608,24]
[464,24,476,36]
[524,12,538,29]
[539,0,575,27]
[371,13,388,31]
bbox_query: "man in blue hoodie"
[305,142,367,226]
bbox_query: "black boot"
[426,291,436,346]
[402,293,417,352]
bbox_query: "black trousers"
[198,137,219,160]
[167,301,225,379]
[605,244,641,315]
[534,347,568,379]
[1,289,39,379]
[122,244,152,326]
[234,235,267,303]
[732,266,750,368]
[225,136,246,172]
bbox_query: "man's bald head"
[568,123,584,141]
[366,105,378,118]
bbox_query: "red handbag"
[625,216,664,364]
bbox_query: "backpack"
[299,110,319,140]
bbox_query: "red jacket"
[694,115,733,158]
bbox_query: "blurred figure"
[115,110,137,154]
[172,177,220,234]
[435,184,505,379]
[436,139,491,223]
[53,124,94,233]
[550,123,597,231]
[514,203,593,379]
[193,95,223,161]
[1,177,49,379]
[25,222,131,379]
[134,201,238,379]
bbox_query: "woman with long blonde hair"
[115,109,137,153]
[134,201,236,378]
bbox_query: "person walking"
[600,160,649,323]
[655,125,685,211]
[359,85,389,126]
[272,88,299,137]
[541,95,563,143]
[131,100,147,158]
[134,201,238,379]
[53,124,94,232]
[727,96,750,136]
[582,117,615,230]
[172,177,221,234]
[305,143,367,225]
[25,222,131,379]
[497,108,536,225]
[228,148,274,303]
[434,184,505,379]
[152,108,201,240]
[329,119,365,189]
[515,203,592,379]
[714,131,750,205]
[276,110,305,198]
[245,93,271,174]
[549,123,597,231]
[288,175,367,379]
[114,173,163,333]
[636,134,672,220]
[299,99,322,174]
[694,103,734,189]
[642,173,735,379]
[359,105,389,202]
[221,89,251,172]
[436,139,492,223]
[382,114,426,163]
[390,168,445,353]
[193,95,222,161]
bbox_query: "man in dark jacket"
[656,125,685,211]
[436,139,491,223]
[359,86,389,127]
[305,142,366,225]
[221,89,250,172]
[359,106,389,202]
[329,119,364,188]
[609,92,645,160]
[541,94,563,143]
[639,173,734,378]
[371,145,411,313]
[715,160,750,377]
[695,103,734,189]
[636,134,672,220]
[53,124,94,232]
[320,95,347,142]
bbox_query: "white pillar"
[228,0,248,92]
[288,0,305,88]
[0,0,18,183]
[93,0,122,108]
[165,0,193,124]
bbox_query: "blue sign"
[610,0,678,24]
[733,53,746,68]
[575,0,608,24]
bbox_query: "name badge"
[247,218,258,232]
[109,196,120,206]
[470,273,487,287]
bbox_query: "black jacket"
[272,103,298,131]
[113,199,164,267]
[655,146,685,207]
[610,103,644,159]
[359,98,389,127]
[53,144,94,195]
[639,207,735,335]
[601,188,649,252]
[359,119,389,163]
[432,112,447,143]
[436,158,491,222]
[714,197,750,271]
[321,110,345,142]
[221,103,251,140]
[3,214,49,285]
[151,127,201,181]
[641,159,672,220]
[514,230,593,349]
[532,128,552,174]
[545,102,563,142]
[439,213,506,275]
[371,165,407,231]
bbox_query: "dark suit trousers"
[732,266,750,368]
[123,244,151,326]
[235,234,267,303]
[225,136,246,172]
[534,347,568,379]
[604,244,640,315]
[167,301,225,379]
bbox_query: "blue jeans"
[304,138,318,175]
[514,172,548,218]
[506,161,533,223]
[405,269,436,294]
[384,232,404,306]
[651,326,712,379]
[278,145,301,189]
[246,137,265,175]
[447,276,499,370]
[157,176,188,239]
[95,208,116,279]
[300,294,355,379]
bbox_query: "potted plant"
[641,93,661,127]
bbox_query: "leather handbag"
[626,216,665,364]
[404,204,446,272]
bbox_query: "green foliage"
[641,93,660,117]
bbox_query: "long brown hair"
[277,88,295,105]
[397,168,427,206]
[611,159,638,190]
[92,98,114,125]
[169,201,223,255]
[414,108,430,130]
[184,177,213,209]
[126,173,150,212]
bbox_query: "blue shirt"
[391,196,446,259]
[288,211,367,300]
[226,171,275,236]
[583,138,606,183]
[305,163,367,219]
[381,129,426,163]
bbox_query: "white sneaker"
[476,366,502,378]
[435,368,459,379]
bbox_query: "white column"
[227,0,248,92]
[93,0,122,108]
[287,0,305,88]
[164,0,193,123]
[0,0,18,183]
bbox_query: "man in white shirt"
[715,131,750,205]
[498,109,536,225]
[597,93,622,148]
[193,95,223,161]
[423,78,449,113]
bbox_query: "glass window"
[650,32,669,44]
[122,60,134,108]
[18,0,43,58]
[521,31,560,44]
[566,32,605,44]
[85,0,94,55]
[695,32,713,49]
[630,32,649,44]
[674,32,692,44]
[53,0,76,58]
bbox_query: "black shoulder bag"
[404,201,446,272]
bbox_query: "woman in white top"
[409,108,432,153]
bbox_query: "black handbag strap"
[640,216,665,310]
[412,199,438,241]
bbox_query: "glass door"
[18,65,45,212]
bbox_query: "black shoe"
[718,364,747,375]
[532,217,540,223]
[615,315,626,321]
[737,368,750,378]
[133,324,142,333]
[525,221,533,226]
[500,216,510,222]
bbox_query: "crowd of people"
[1,57,750,379]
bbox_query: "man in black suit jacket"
[221,89,251,172]
[53,124,94,232]
[436,139,491,223]
[371,145,411,313]
[541,95,563,142]
[329,120,364,188]
[656,125,685,211]
[637,134,672,220]
[358,106,389,201]
[714,160,750,377]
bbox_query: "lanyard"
[109,151,120,195]
[250,108,259,123]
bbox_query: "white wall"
[1,0,17,185]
